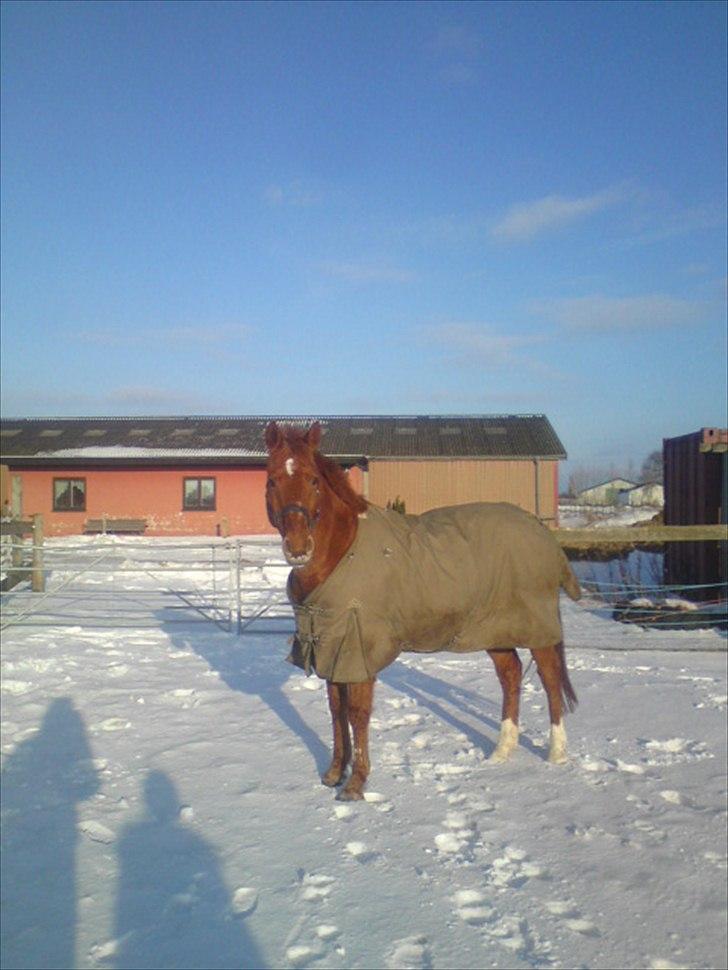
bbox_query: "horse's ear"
[265,421,282,452]
[305,422,322,450]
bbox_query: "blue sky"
[1,0,726,480]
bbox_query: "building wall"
[9,463,368,536]
[576,479,636,506]
[663,429,727,525]
[366,459,559,524]
[0,464,9,511]
[9,466,273,536]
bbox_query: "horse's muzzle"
[278,503,318,566]
[283,535,315,567]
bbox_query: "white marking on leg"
[548,720,568,764]
[489,718,519,763]
[285,457,296,477]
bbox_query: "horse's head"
[264,421,323,567]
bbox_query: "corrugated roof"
[0,415,568,463]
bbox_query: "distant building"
[575,478,636,507]
[616,482,664,508]
[663,427,728,525]
[0,414,569,536]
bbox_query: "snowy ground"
[1,535,727,970]
[558,505,660,529]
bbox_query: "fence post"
[32,513,44,592]
[11,533,22,573]
[236,541,242,635]
[227,541,234,632]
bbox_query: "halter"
[276,502,320,531]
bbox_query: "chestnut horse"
[265,421,578,801]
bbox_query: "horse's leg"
[322,681,352,787]
[487,649,522,763]
[531,645,569,764]
[339,677,375,801]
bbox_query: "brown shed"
[663,427,728,525]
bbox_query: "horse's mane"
[279,426,367,516]
[314,451,369,516]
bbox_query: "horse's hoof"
[337,787,365,801]
[321,771,344,788]
[488,748,513,764]
[547,752,568,765]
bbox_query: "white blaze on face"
[285,458,296,477]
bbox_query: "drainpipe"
[533,460,541,521]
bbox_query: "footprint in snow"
[93,717,131,733]
[364,791,394,813]
[288,875,343,966]
[230,886,258,916]
[638,736,710,766]
[488,846,547,889]
[483,915,552,964]
[345,840,378,863]
[543,899,599,936]
[452,889,495,926]
[298,871,335,903]
[285,944,317,968]
[384,935,432,970]
[434,809,479,859]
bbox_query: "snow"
[31,446,263,458]
[1,535,727,970]
[559,504,660,529]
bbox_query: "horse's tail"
[560,555,581,601]
[557,641,578,713]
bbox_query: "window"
[53,478,86,511]
[183,477,216,510]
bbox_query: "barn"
[0,415,567,536]
[573,478,636,507]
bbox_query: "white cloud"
[422,321,561,377]
[427,25,484,85]
[490,186,627,242]
[533,294,706,332]
[78,324,251,348]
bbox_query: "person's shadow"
[1,697,100,970]
[114,770,265,970]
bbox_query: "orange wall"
[10,463,368,537]
[11,466,275,536]
[10,461,560,534]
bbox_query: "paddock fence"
[0,535,292,634]
[1,534,725,650]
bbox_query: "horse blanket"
[287,502,581,683]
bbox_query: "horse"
[264,420,581,801]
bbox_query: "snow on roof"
[31,446,263,459]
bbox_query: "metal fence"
[0,536,293,633]
[1,535,725,648]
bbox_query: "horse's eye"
[311,476,319,487]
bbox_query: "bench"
[84,517,147,535]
